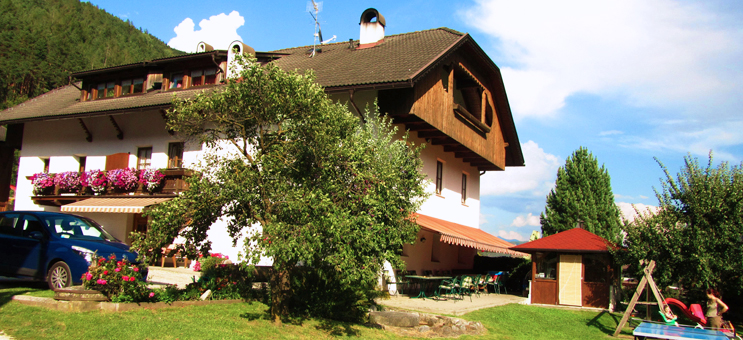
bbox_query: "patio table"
[405,275,452,300]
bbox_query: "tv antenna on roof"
[307,0,336,57]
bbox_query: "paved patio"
[377,292,527,316]
[147,266,201,289]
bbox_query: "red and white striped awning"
[414,213,528,257]
[61,197,172,213]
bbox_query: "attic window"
[190,68,217,87]
[121,78,144,96]
[452,64,495,133]
[170,73,185,89]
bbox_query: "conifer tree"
[540,147,622,242]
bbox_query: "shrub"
[185,263,256,300]
[196,253,228,273]
[82,254,154,302]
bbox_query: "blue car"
[0,211,140,289]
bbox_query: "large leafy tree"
[621,153,743,300]
[540,147,622,242]
[135,57,428,322]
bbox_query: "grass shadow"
[315,319,361,337]
[0,280,50,307]
[238,309,309,326]
[586,310,627,335]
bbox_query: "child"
[661,304,679,326]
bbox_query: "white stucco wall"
[15,88,485,266]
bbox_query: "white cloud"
[479,213,489,226]
[461,0,743,120]
[600,130,623,136]
[616,202,659,222]
[498,230,528,242]
[511,213,540,228]
[481,140,561,196]
[168,11,245,53]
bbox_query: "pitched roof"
[509,228,617,253]
[415,213,527,257]
[270,28,467,89]
[0,83,215,123]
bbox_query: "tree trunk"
[269,265,291,323]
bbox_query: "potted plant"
[54,171,82,195]
[29,172,55,195]
[139,168,166,193]
[81,169,108,195]
[106,168,139,193]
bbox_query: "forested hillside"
[0,0,183,110]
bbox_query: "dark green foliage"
[186,264,258,301]
[287,267,384,323]
[144,56,428,322]
[540,147,622,242]
[0,0,182,110]
[621,153,743,302]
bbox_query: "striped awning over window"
[414,213,528,257]
[61,197,172,213]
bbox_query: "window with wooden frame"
[435,160,443,196]
[169,72,185,89]
[461,173,468,204]
[137,147,152,170]
[190,68,218,87]
[167,142,184,168]
[92,81,116,99]
[120,78,144,96]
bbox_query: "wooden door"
[558,254,582,306]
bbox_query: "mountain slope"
[0,0,183,110]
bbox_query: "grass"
[1,282,730,339]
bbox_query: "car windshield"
[42,215,119,242]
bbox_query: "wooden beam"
[108,116,124,140]
[430,138,459,146]
[77,119,92,143]
[478,166,502,171]
[613,261,657,337]
[417,131,447,139]
[455,152,478,159]
[389,115,422,124]
[463,157,486,163]
[444,145,471,153]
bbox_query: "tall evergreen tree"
[540,147,622,242]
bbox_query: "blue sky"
[88,0,743,242]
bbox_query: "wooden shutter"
[105,153,129,170]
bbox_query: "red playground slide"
[665,298,707,326]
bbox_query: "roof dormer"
[359,8,385,49]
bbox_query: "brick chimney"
[359,8,385,49]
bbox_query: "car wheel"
[47,261,72,290]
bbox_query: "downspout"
[211,53,225,82]
[349,89,365,123]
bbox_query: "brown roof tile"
[0,83,216,123]
[270,28,465,89]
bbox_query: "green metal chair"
[459,276,475,302]
[437,276,460,300]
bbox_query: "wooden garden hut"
[510,228,618,309]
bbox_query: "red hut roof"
[510,228,616,253]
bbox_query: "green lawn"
[0,283,648,339]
